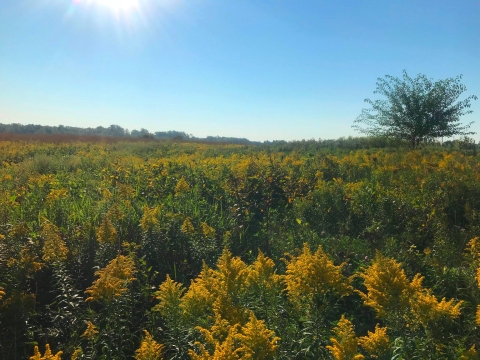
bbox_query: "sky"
[0,0,479,141]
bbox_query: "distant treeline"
[0,122,476,151]
[0,123,256,144]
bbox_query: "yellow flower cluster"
[46,188,68,204]
[181,218,195,235]
[81,321,99,339]
[200,222,216,238]
[180,264,217,321]
[326,315,364,360]
[97,216,118,244]
[140,205,162,233]
[357,324,389,359]
[30,344,62,360]
[70,348,82,360]
[107,202,125,223]
[283,243,352,310]
[245,251,281,293]
[135,330,164,360]
[41,218,68,263]
[359,252,463,328]
[85,254,136,302]
[460,345,479,360]
[190,312,279,360]
[154,274,185,319]
[175,176,190,195]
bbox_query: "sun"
[95,0,140,12]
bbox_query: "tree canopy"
[353,71,477,148]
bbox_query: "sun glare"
[95,0,140,12]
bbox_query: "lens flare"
[95,0,140,12]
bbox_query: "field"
[1,135,479,359]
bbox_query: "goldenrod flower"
[181,264,216,321]
[81,321,99,339]
[30,344,63,360]
[175,176,190,195]
[212,248,250,324]
[135,330,164,360]
[85,255,136,302]
[410,290,463,327]
[357,252,417,318]
[190,312,279,360]
[182,249,250,325]
[358,324,389,358]
[46,188,68,204]
[117,183,135,199]
[106,202,125,222]
[154,274,185,319]
[326,316,364,360]
[97,216,118,244]
[181,218,195,235]
[41,218,68,263]
[326,315,365,360]
[200,222,216,238]
[71,348,82,360]
[245,251,281,293]
[283,243,352,309]
[235,312,280,359]
[460,345,479,360]
[476,305,480,326]
[359,252,463,327]
[140,205,161,233]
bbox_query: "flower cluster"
[85,255,136,302]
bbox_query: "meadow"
[0,135,479,359]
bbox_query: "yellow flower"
[234,312,280,359]
[326,315,364,360]
[70,349,82,360]
[181,264,216,321]
[357,252,417,318]
[358,324,389,358]
[460,345,479,360]
[476,305,480,326]
[46,188,68,204]
[41,218,68,263]
[30,344,63,360]
[181,218,195,235]
[135,330,164,360]
[410,290,463,327]
[81,321,99,339]
[211,248,250,324]
[140,205,161,233]
[359,252,463,328]
[200,222,216,238]
[190,312,279,360]
[283,243,352,310]
[154,274,185,319]
[245,251,281,293]
[0,287,5,301]
[85,255,136,302]
[106,202,125,222]
[117,183,135,199]
[97,216,118,244]
[181,249,250,325]
[175,176,190,195]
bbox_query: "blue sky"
[0,0,479,141]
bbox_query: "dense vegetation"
[1,135,480,359]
